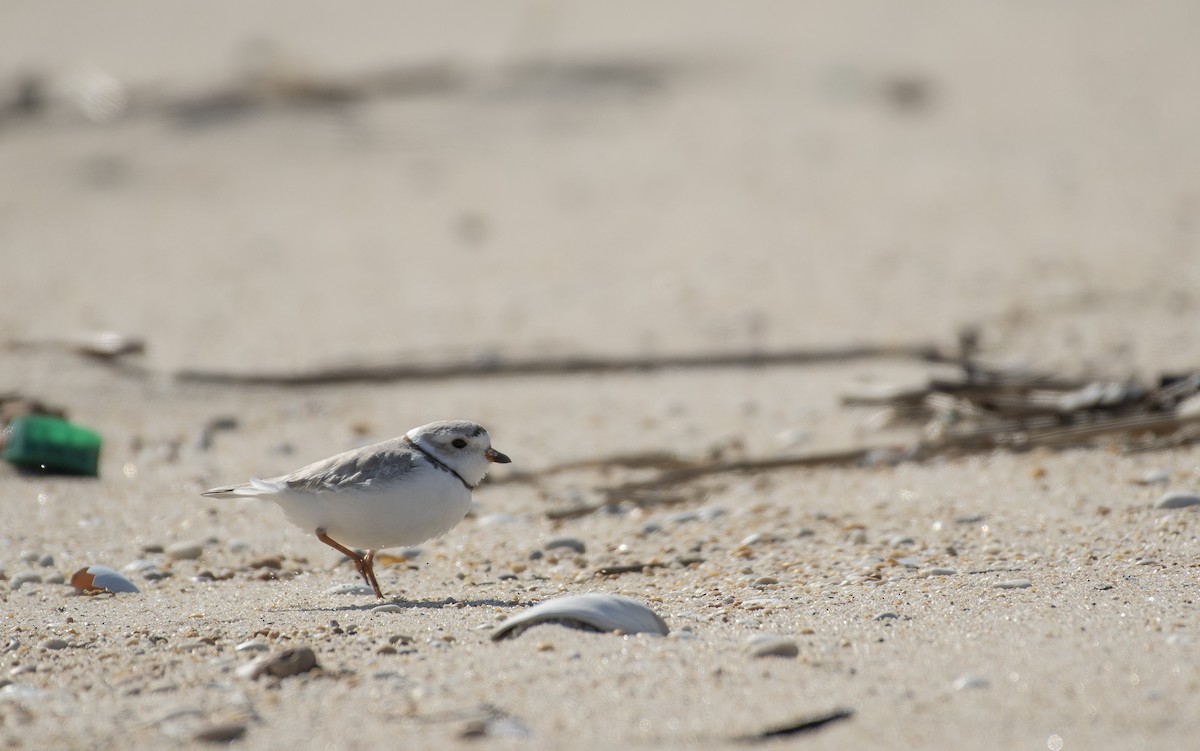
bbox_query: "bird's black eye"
[452,438,468,449]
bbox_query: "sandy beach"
[2,2,1199,749]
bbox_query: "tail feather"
[201,477,282,498]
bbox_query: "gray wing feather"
[280,437,421,493]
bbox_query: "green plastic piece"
[2,414,102,476]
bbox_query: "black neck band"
[407,437,474,490]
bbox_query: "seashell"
[70,565,140,594]
[236,646,318,680]
[491,594,668,641]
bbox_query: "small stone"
[1154,492,1200,509]
[846,529,868,545]
[747,635,800,658]
[739,532,777,544]
[37,554,54,567]
[10,572,42,590]
[9,665,36,676]
[953,674,990,690]
[544,537,586,555]
[41,638,69,650]
[742,598,782,610]
[326,583,375,595]
[528,550,544,560]
[477,512,520,526]
[1136,469,1170,486]
[874,612,900,621]
[994,579,1032,589]
[18,551,38,564]
[248,556,282,570]
[775,427,811,447]
[141,543,165,554]
[235,641,270,653]
[166,541,204,561]
[375,645,397,655]
[920,567,957,577]
[43,573,64,585]
[227,539,252,553]
[888,535,915,547]
[753,576,779,586]
[664,511,699,525]
[193,723,247,743]
[371,604,404,614]
[123,559,159,573]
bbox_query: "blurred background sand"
[2,2,1199,749]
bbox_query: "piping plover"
[202,420,510,598]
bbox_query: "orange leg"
[316,528,384,599]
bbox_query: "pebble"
[237,646,318,680]
[753,576,779,586]
[920,567,958,577]
[746,635,800,658]
[888,535,915,547]
[742,598,782,610]
[953,674,990,690]
[41,638,69,650]
[141,543,165,554]
[193,723,247,743]
[371,604,404,614]
[1137,469,1171,485]
[476,512,520,527]
[227,539,252,553]
[43,573,64,585]
[994,579,1032,589]
[166,541,204,561]
[846,529,868,545]
[248,556,282,570]
[664,511,699,524]
[775,427,811,447]
[874,612,900,621]
[123,559,159,573]
[37,554,54,567]
[235,641,270,653]
[741,532,780,546]
[326,583,375,596]
[1154,492,1200,509]
[10,572,42,590]
[18,551,38,564]
[544,537,587,555]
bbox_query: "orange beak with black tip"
[485,447,511,464]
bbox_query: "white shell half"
[491,594,669,641]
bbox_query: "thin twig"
[174,342,950,386]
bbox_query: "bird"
[201,420,510,598]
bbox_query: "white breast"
[268,465,473,550]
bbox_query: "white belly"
[270,469,473,550]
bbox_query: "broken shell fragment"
[237,646,319,680]
[491,594,669,641]
[70,565,139,594]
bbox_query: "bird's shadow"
[275,597,521,614]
